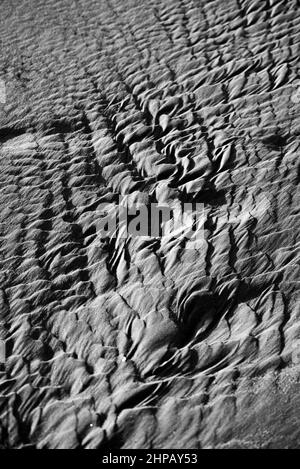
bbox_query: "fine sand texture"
[0,0,299,449]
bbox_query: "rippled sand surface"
[0,0,299,449]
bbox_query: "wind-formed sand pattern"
[0,0,299,449]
